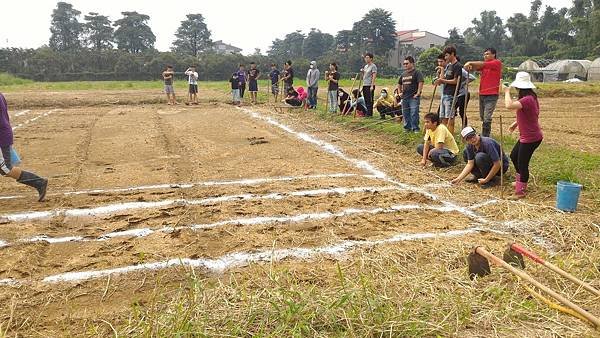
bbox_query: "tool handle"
[511,243,600,297]
[511,243,544,264]
[475,247,600,328]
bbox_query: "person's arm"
[420,141,430,166]
[452,160,475,184]
[478,161,501,184]
[504,85,522,110]
[415,81,424,98]
[464,61,484,72]
[509,121,518,133]
[371,71,377,89]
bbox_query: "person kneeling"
[374,88,398,120]
[283,87,303,107]
[451,126,509,188]
[417,113,459,167]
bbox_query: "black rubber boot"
[17,171,48,202]
[481,122,492,137]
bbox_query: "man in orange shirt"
[464,48,502,137]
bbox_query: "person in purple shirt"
[504,72,543,199]
[236,64,247,100]
[0,93,48,201]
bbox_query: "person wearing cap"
[451,126,509,188]
[503,71,543,199]
[417,112,459,167]
[306,61,320,109]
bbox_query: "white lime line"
[14,109,31,117]
[2,203,463,247]
[469,200,500,210]
[0,173,371,201]
[11,109,59,132]
[39,227,482,284]
[0,185,401,222]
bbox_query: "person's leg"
[410,96,420,131]
[510,141,521,176]
[474,152,493,178]
[328,90,337,112]
[481,95,498,137]
[431,148,457,167]
[416,144,425,156]
[1,146,47,201]
[313,87,318,108]
[363,86,373,117]
[517,140,542,183]
[402,99,411,131]
[428,148,445,167]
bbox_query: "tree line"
[0,1,598,82]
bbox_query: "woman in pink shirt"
[504,72,543,199]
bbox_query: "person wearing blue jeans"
[326,63,340,113]
[416,113,459,168]
[398,56,424,132]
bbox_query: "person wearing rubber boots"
[0,93,48,201]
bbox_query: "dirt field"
[1,88,599,337]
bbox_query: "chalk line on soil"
[1,203,472,247]
[14,109,31,117]
[11,109,60,132]
[0,173,372,201]
[0,185,401,222]
[40,227,482,284]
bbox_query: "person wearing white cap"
[503,71,543,199]
[306,60,320,109]
[451,126,509,188]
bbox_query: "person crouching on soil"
[348,89,368,117]
[283,87,303,107]
[0,93,48,201]
[504,72,543,199]
[451,126,509,188]
[374,88,398,120]
[417,113,459,167]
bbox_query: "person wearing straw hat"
[451,126,509,188]
[503,71,543,199]
[463,47,502,137]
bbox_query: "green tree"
[302,28,334,60]
[283,31,306,58]
[49,2,83,51]
[172,14,212,57]
[445,28,479,61]
[335,30,354,52]
[351,8,397,57]
[416,47,443,78]
[113,11,156,53]
[463,11,506,51]
[83,12,114,51]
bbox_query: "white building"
[388,29,447,68]
[212,40,242,54]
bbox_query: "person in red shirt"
[464,48,502,137]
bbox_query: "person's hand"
[502,82,510,92]
[464,63,472,71]
[371,85,375,91]
[477,178,488,185]
[419,159,427,167]
[433,78,443,86]
[509,124,517,133]
[451,177,461,185]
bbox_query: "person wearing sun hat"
[503,71,543,199]
[451,126,509,188]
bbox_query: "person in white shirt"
[184,65,199,105]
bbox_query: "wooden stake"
[499,114,505,199]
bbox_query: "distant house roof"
[395,30,447,44]
[213,40,242,53]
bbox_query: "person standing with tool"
[282,60,294,95]
[463,47,502,137]
[504,72,543,199]
[434,46,463,134]
[361,53,377,117]
[398,56,424,133]
[0,93,48,201]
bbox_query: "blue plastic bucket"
[10,147,21,167]
[556,181,582,212]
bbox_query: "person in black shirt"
[398,56,424,132]
[229,72,241,105]
[326,63,340,113]
[282,60,294,94]
[248,62,260,104]
[283,87,302,106]
[269,64,280,101]
[434,45,463,134]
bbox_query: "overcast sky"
[0,0,573,55]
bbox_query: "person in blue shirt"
[451,126,509,188]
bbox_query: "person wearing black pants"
[361,53,377,117]
[504,72,543,199]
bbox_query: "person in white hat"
[451,126,509,188]
[503,71,543,199]
[306,60,320,109]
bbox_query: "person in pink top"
[503,72,543,199]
